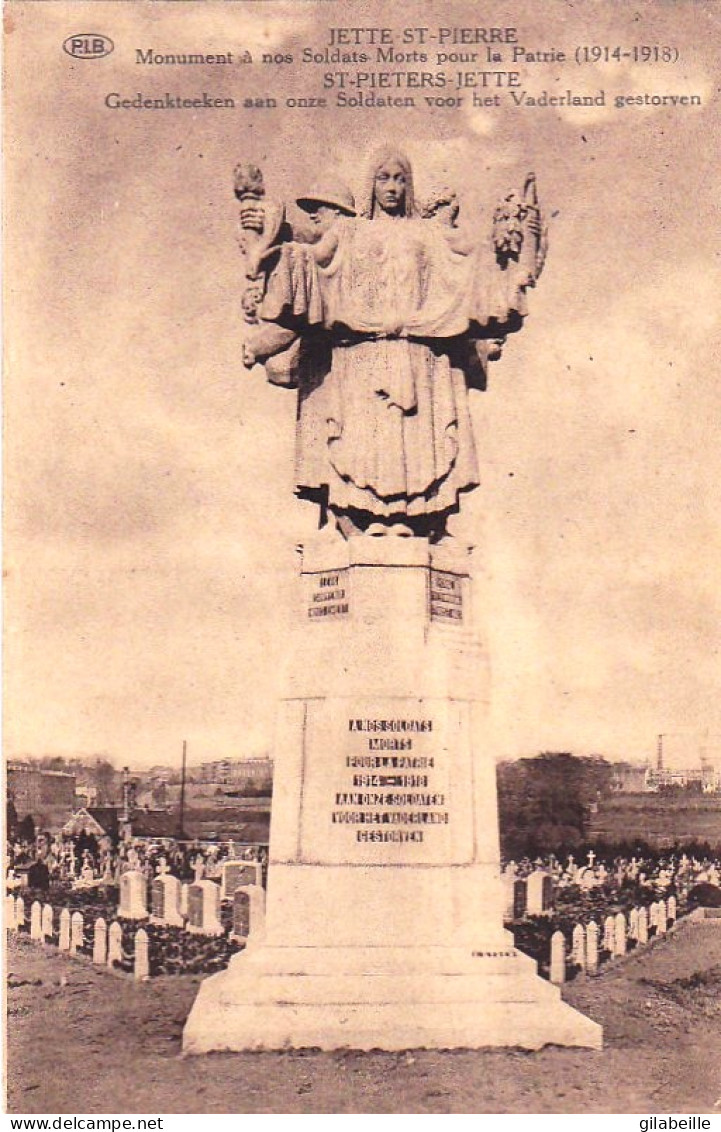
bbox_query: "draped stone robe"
[250,213,530,521]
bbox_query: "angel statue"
[235,146,547,541]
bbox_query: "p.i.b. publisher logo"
[63,34,114,59]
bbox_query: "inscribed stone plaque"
[187,885,203,930]
[429,570,464,623]
[306,569,350,621]
[542,875,554,911]
[298,697,474,866]
[513,879,528,920]
[150,878,165,920]
[232,889,250,939]
[221,862,262,901]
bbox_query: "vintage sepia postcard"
[4,0,721,1118]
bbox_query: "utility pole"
[656,733,664,771]
[178,739,187,840]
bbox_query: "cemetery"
[6,846,718,987]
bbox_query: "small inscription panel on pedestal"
[429,570,463,623]
[307,569,349,621]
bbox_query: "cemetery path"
[6,919,721,1114]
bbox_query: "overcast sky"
[5,0,720,770]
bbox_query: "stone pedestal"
[183,534,601,1052]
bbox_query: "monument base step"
[182,945,602,1053]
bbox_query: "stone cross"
[587,850,596,868]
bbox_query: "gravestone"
[70,911,84,954]
[637,906,649,945]
[187,881,223,936]
[134,928,150,980]
[513,879,527,920]
[667,895,677,923]
[542,875,554,911]
[657,899,667,934]
[93,917,108,964]
[221,860,263,902]
[231,884,266,944]
[183,157,601,1053]
[5,893,16,931]
[15,897,26,929]
[550,931,566,985]
[150,877,165,921]
[613,912,626,957]
[571,923,586,971]
[59,908,71,951]
[527,870,552,916]
[629,906,639,941]
[501,871,516,921]
[30,900,42,941]
[603,915,615,952]
[41,903,53,941]
[585,922,599,975]
[525,870,553,915]
[118,870,148,921]
[107,921,123,967]
[150,874,184,926]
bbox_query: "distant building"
[196,757,273,786]
[647,765,721,792]
[75,785,99,807]
[8,762,77,833]
[610,762,651,793]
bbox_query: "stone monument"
[183,147,601,1052]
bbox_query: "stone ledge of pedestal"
[224,942,537,977]
[182,965,603,1053]
[301,533,476,573]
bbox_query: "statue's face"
[374,160,407,215]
